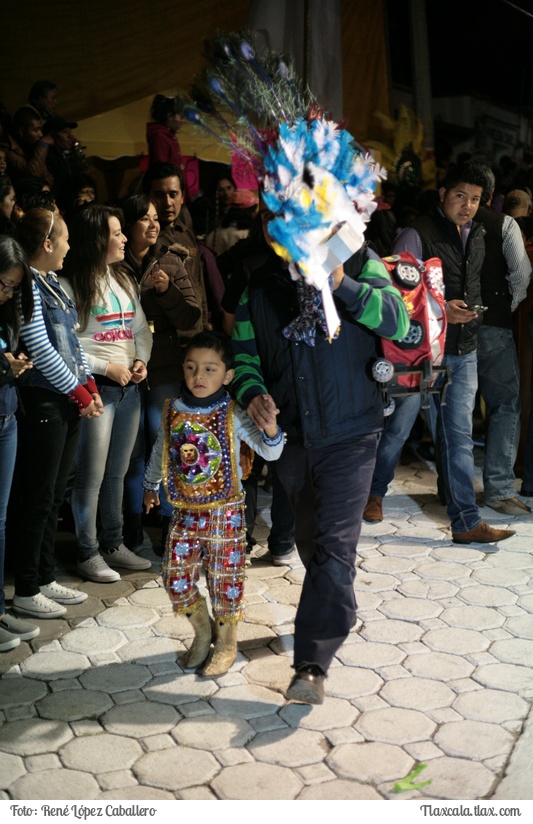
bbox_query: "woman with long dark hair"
[13,209,101,619]
[0,236,40,649]
[61,204,153,581]
[120,194,200,551]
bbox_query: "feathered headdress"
[181,30,385,340]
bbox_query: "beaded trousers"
[162,495,246,623]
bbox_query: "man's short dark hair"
[441,162,494,201]
[184,331,234,370]
[13,106,42,132]
[142,161,184,195]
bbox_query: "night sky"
[425,0,533,110]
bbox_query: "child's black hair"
[184,331,235,369]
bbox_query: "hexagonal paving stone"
[416,756,497,800]
[458,585,517,608]
[404,652,475,681]
[20,650,89,681]
[325,666,383,699]
[504,614,533,639]
[101,701,179,737]
[355,707,436,744]
[434,720,514,760]
[381,677,455,711]
[172,715,254,750]
[60,627,125,655]
[378,542,433,559]
[61,733,142,772]
[453,688,529,723]
[0,752,24,789]
[209,684,285,718]
[134,746,219,791]
[353,590,383,611]
[238,621,278,648]
[0,676,47,708]
[98,788,174,800]
[378,598,443,622]
[327,741,414,783]
[472,568,530,588]
[299,779,382,800]
[243,603,296,627]
[248,728,326,767]
[440,605,504,630]
[0,718,73,756]
[97,605,158,629]
[10,769,99,800]
[490,638,533,666]
[280,697,358,731]
[115,637,180,664]
[36,689,113,721]
[354,571,399,591]
[143,672,218,705]
[360,557,417,575]
[211,762,302,800]
[416,561,472,581]
[397,579,460,600]
[517,593,533,613]
[360,619,423,644]
[79,662,152,693]
[473,663,532,693]
[127,587,170,608]
[242,653,293,693]
[266,581,301,607]
[337,642,406,669]
[152,614,193,640]
[422,627,490,654]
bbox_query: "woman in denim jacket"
[12,209,102,619]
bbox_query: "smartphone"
[469,304,488,313]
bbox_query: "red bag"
[380,252,447,388]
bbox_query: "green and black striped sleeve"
[335,256,409,340]
[231,287,268,407]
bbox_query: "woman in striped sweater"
[12,208,102,619]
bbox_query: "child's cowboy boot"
[198,621,238,677]
[180,598,213,669]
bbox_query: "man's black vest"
[474,205,512,329]
[412,210,486,355]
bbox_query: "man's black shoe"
[286,664,325,704]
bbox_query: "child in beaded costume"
[143,331,284,676]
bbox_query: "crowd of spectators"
[2,83,533,661]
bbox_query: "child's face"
[0,150,6,174]
[183,347,234,399]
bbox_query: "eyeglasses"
[0,278,21,294]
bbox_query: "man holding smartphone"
[364,161,515,547]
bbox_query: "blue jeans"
[370,393,422,498]
[124,382,180,520]
[73,384,140,557]
[477,326,520,500]
[0,414,17,615]
[435,352,481,533]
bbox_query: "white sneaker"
[76,555,120,583]
[0,627,21,652]
[12,593,67,619]
[0,613,40,641]
[40,581,88,605]
[102,544,152,571]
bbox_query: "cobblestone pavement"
[1,456,532,802]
